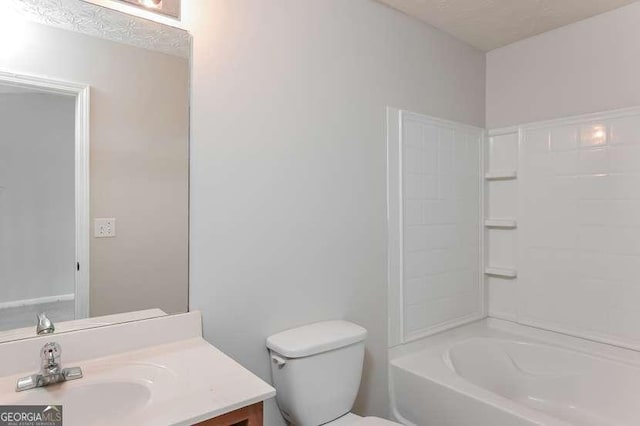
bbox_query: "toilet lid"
[355,417,402,426]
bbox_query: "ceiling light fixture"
[112,0,180,19]
[138,0,162,9]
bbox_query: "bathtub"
[389,318,640,426]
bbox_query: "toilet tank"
[267,321,367,426]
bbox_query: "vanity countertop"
[0,312,275,426]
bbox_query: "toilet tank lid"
[266,320,367,358]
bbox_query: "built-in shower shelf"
[484,218,517,229]
[485,267,517,278]
[485,170,517,180]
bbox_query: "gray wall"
[487,2,640,128]
[184,0,485,423]
[0,93,75,304]
[0,21,190,316]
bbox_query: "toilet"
[266,320,401,426]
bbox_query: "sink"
[10,381,151,425]
[1,362,176,426]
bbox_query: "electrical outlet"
[94,218,116,238]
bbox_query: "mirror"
[0,0,190,342]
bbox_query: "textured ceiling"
[376,0,638,51]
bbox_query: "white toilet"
[266,320,401,426]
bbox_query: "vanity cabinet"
[196,402,263,426]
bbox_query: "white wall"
[0,93,75,304]
[183,0,485,423]
[486,2,640,129]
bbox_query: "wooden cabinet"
[196,402,263,426]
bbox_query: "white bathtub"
[389,319,640,426]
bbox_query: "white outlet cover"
[94,218,116,238]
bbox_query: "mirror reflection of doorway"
[0,76,90,332]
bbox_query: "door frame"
[0,70,90,319]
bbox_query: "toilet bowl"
[266,320,401,426]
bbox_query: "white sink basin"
[13,382,150,425]
[2,362,176,426]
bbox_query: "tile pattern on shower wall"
[519,112,640,346]
[402,114,481,340]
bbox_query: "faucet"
[36,312,55,335]
[15,342,83,392]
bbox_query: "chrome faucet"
[36,312,55,335]
[15,342,83,392]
